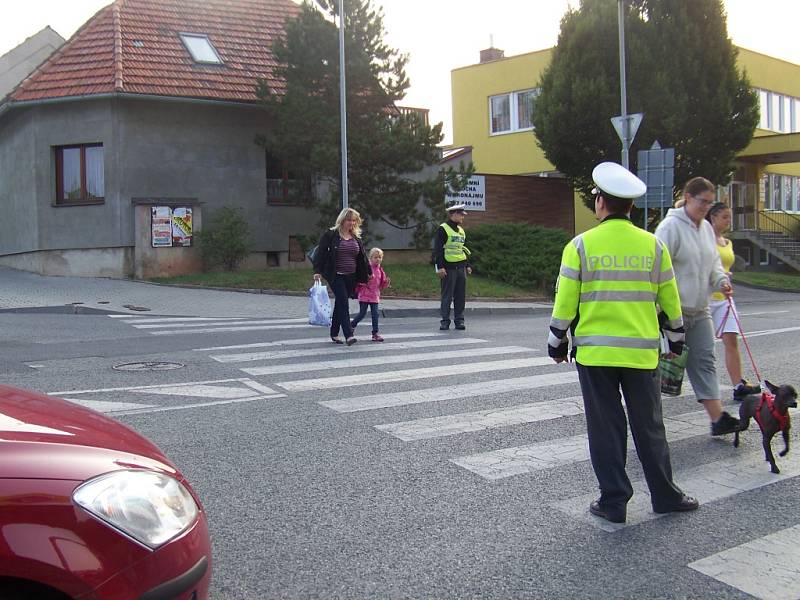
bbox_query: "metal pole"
[617,0,629,170]
[338,0,349,209]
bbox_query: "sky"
[2,0,799,144]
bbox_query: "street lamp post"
[617,0,630,170]
[338,0,349,209]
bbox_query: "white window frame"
[179,33,223,64]
[741,245,752,266]
[759,248,770,266]
[489,88,539,135]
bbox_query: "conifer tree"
[257,0,470,245]
[532,0,758,210]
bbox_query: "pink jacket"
[356,263,389,303]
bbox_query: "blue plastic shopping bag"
[308,281,332,327]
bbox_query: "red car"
[0,385,211,599]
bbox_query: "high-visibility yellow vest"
[441,223,470,263]
[550,218,683,369]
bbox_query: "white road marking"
[63,399,157,412]
[243,345,529,375]
[132,317,308,329]
[451,409,710,480]
[109,395,285,415]
[279,357,558,392]
[688,525,800,600]
[49,377,273,396]
[376,396,585,441]
[130,383,268,399]
[553,450,800,532]
[150,323,312,335]
[319,371,580,413]
[213,337,487,364]
[195,332,443,352]
[119,317,246,324]
[737,310,790,317]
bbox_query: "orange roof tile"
[10,0,301,103]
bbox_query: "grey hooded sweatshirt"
[655,207,728,315]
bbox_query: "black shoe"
[711,411,740,436]
[653,495,700,514]
[589,500,626,523]
[454,323,465,330]
[346,337,357,346]
[439,322,450,331]
[733,380,761,400]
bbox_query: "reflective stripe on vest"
[441,223,468,263]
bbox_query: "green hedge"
[467,222,569,291]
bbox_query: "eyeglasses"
[692,195,715,206]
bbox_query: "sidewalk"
[0,266,552,318]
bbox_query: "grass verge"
[149,264,549,299]
[734,270,800,292]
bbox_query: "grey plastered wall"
[115,97,318,255]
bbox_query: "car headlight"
[73,470,199,549]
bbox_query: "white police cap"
[591,162,646,199]
[446,203,467,212]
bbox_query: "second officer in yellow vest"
[548,161,699,524]
[434,203,471,330]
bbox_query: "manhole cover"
[113,361,185,371]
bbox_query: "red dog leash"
[722,298,788,431]
[718,298,762,382]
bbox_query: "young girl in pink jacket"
[351,247,390,342]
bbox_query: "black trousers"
[576,363,684,512]
[440,266,466,325]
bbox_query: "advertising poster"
[172,207,193,247]
[445,175,486,211]
[151,206,173,247]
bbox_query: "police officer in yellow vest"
[434,203,471,330]
[548,162,699,524]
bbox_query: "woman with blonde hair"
[312,208,371,345]
[655,177,739,436]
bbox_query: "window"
[266,152,305,205]
[490,95,511,133]
[489,88,539,134]
[179,33,222,64]
[55,144,104,204]
[741,245,751,266]
[754,88,800,133]
[759,248,770,266]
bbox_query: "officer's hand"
[466,267,473,275]
[313,273,321,283]
[436,268,447,280]
[662,351,677,359]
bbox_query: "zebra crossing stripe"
[319,371,579,413]
[213,337,487,364]
[132,317,308,329]
[242,345,526,375]
[118,317,247,324]
[451,408,710,480]
[376,396,585,441]
[688,525,800,600]
[553,450,800,532]
[279,357,558,392]
[195,332,442,352]
[150,323,311,336]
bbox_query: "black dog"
[733,380,797,474]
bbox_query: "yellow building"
[451,46,800,270]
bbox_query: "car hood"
[0,385,177,481]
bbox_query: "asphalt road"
[1,285,799,599]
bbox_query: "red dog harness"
[755,392,789,432]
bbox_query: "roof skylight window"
[179,33,223,64]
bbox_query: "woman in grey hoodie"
[655,177,740,436]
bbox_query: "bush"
[196,207,252,271]
[467,222,570,292]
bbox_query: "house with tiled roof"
[0,0,325,277]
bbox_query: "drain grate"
[113,361,185,371]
